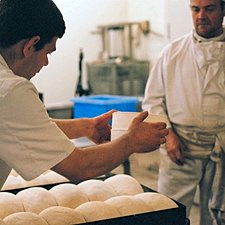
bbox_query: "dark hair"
[0,0,66,50]
[221,1,225,9]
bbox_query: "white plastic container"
[111,112,169,140]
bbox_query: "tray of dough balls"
[0,173,190,225]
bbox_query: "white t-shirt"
[0,55,75,189]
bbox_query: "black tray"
[1,174,190,225]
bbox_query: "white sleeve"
[0,80,75,180]
[142,54,171,128]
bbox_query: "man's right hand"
[124,111,169,154]
[165,128,184,165]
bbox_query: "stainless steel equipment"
[87,60,150,96]
[88,21,150,96]
[97,21,150,60]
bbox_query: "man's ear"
[23,36,40,57]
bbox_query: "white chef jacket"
[0,54,75,189]
[142,32,225,157]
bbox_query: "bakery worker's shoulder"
[0,70,38,100]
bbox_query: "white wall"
[127,0,193,64]
[32,0,192,107]
[127,0,166,64]
[165,0,193,41]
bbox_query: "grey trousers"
[158,154,215,225]
[210,150,225,225]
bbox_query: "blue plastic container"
[71,95,138,118]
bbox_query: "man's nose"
[197,9,206,19]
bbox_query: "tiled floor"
[112,150,200,225]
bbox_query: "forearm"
[52,112,169,181]
[52,137,131,181]
[52,118,92,139]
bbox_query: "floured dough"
[105,195,150,216]
[17,187,57,214]
[39,206,86,225]
[49,183,88,208]
[0,192,24,219]
[104,174,144,195]
[75,201,120,222]
[3,212,48,225]
[135,192,178,211]
[77,179,116,201]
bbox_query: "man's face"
[23,37,58,80]
[190,0,225,38]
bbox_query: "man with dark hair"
[0,0,65,50]
[0,0,168,190]
[142,0,225,224]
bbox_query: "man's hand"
[165,128,184,165]
[124,111,169,154]
[88,110,116,144]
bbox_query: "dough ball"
[17,187,57,214]
[105,195,150,217]
[135,192,178,211]
[39,206,86,225]
[49,183,88,208]
[77,179,116,201]
[0,192,24,219]
[75,201,120,222]
[3,212,48,225]
[104,174,144,195]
